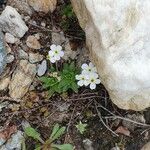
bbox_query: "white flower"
[76,73,89,87]
[81,62,97,74]
[48,50,56,63]
[86,73,101,90]
[50,44,64,61]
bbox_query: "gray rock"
[26,35,41,49]
[29,52,43,63]
[0,76,11,91]
[1,131,24,150]
[0,30,6,75]
[9,60,37,99]
[7,0,33,15]
[0,6,28,38]
[6,54,15,63]
[18,48,28,59]
[5,33,18,44]
[37,59,47,76]
[83,139,94,150]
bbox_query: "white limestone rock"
[0,6,28,38]
[71,0,150,111]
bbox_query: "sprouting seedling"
[24,124,73,150]
[75,121,87,134]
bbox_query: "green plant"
[40,62,79,97]
[61,4,74,18]
[75,121,87,134]
[24,124,73,150]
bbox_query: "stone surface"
[83,139,94,150]
[0,77,11,91]
[7,0,33,15]
[6,54,15,63]
[71,0,150,111]
[0,30,6,75]
[5,33,18,44]
[27,0,57,13]
[0,131,24,150]
[29,52,43,63]
[26,35,41,49]
[9,60,37,99]
[141,142,150,150]
[18,48,28,59]
[52,27,77,60]
[37,59,47,76]
[0,6,28,38]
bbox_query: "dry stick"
[105,116,150,127]
[67,95,104,101]
[28,22,83,40]
[94,100,119,137]
[95,101,150,127]
[0,96,20,102]
[66,101,77,132]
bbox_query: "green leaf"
[34,143,41,150]
[71,82,78,93]
[25,127,42,142]
[21,139,26,150]
[50,126,66,142]
[50,124,60,140]
[52,144,74,150]
[75,121,87,134]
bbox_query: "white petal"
[54,55,61,60]
[50,44,56,50]
[75,75,80,80]
[84,80,90,86]
[95,79,101,84]
[48,50,54,56]
[82,70,89,75]
[78,80,84,86]
[92,67,97,72]
[90,83,96,90]
[56,45,62,51]
[50,57,56,63]
[81,63,88,70]
[89,62,94,68]
[59,50,64,57]
[90,72,98,78]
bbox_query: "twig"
[0,96,20,102]
[94,100,119,137]
[95,101,150,127]
[105,116,150,127]
[66,101,77,132]
[28,22,83,40]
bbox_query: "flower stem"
[55,62,58,72]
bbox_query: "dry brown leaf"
[115,126,130,136]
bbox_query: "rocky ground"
[0,0,149,150]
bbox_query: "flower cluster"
[76,62,101,90]
[48,44,64,63]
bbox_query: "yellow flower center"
[91,79,94,82]
[55,50,58,54]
